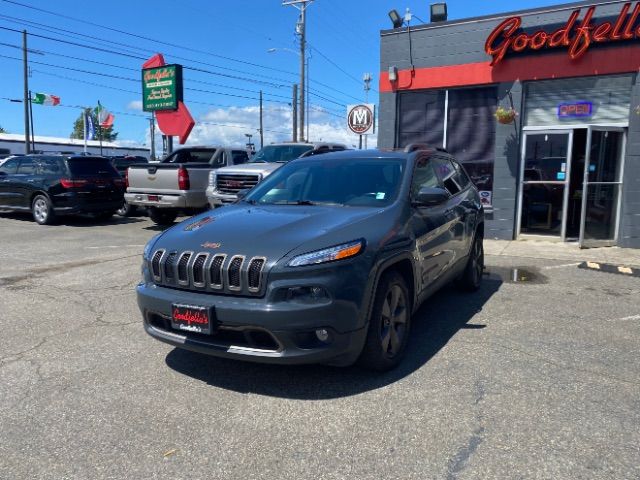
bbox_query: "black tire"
[148,207,178,226]
[32,194,56,225]
[358,271,411,371]
[116,201,134,217]
[456,232,484,292]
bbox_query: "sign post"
[347,104,375,149]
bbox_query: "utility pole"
[363,73,372,149]
[292,84,298,142]
[149,114,156,161]
[259,90,264,149]
[283,0,313,142]
[22,30,30,154]
[28,90,35,152]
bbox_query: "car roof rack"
[402,143,448,154]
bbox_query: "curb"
[578,261,640,278]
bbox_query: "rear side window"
[232,150,249,164]
[67,158,117,176]
[17,158,36,174]
[0,158,19,174]
[164,149,216,164]
[37,157,63,175]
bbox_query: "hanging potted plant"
[494,106,518,124]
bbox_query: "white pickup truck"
[125,146,250,224]
[206,142,347,207]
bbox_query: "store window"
[397,86,497,205]
[397,91,446,148]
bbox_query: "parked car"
[109,155,149,217]
[125,146,250,225]
[0,154,125,224]
[137,145,484,371]
[206,142,347,207]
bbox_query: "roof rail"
[402,143,449,153]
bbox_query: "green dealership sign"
[142,64,183,112]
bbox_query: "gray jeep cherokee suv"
[137,145,484,370]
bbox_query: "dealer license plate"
[171,304,214,334]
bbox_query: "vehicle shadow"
[0,211,145,226]
[165,275,502,399]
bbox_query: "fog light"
[286,286,329,303]
[315,329,330,342]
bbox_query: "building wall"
[379,0,640,246]
[620,74,640,248]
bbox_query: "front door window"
[519,132,571,237]
[579,129,625,247]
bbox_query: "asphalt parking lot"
[1,211,639,479]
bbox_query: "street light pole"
[363,73,372,149]
[282,0,313,143]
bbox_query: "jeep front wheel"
[358,271,411,371]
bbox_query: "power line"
[0,0,301,77]
[0,53,295,105]
[0,17,356,106]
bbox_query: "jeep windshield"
[245,157,405,207]
[249,145,313,163]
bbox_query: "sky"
[0,0,563,151]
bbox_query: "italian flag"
[32,93,60,106]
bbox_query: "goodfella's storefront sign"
[486,2,640,65]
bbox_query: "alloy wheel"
[380,284,408,358]
[34,198,48,223]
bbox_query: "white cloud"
[138,105,377,157]
[127,100,143,111]
[181,105,377,149]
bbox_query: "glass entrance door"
[579,127,626,248]
[518,131,573,238]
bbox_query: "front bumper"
[137,282,368,366]
[125,191,206,209]
[205,186,237,207]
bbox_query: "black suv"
[137,145,484,370]
[0,155,125,224]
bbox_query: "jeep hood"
[153,204,383,261]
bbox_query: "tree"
[0,125,6,133]
[70,107,118,141]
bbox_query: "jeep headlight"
[288,240,364,267]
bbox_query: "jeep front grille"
[216,174,260,195]
[248,258,265,291]
[150,250,266,296]
[164,252,177,280]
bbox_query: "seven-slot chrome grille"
[150,249,267,295]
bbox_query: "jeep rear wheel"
[358,271,411,371]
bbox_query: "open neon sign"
[485,2,640,65]
[558,101,593,118]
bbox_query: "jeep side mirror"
[412,186,449,207]
[236,188,251,200]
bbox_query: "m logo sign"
[347,104,375,135]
